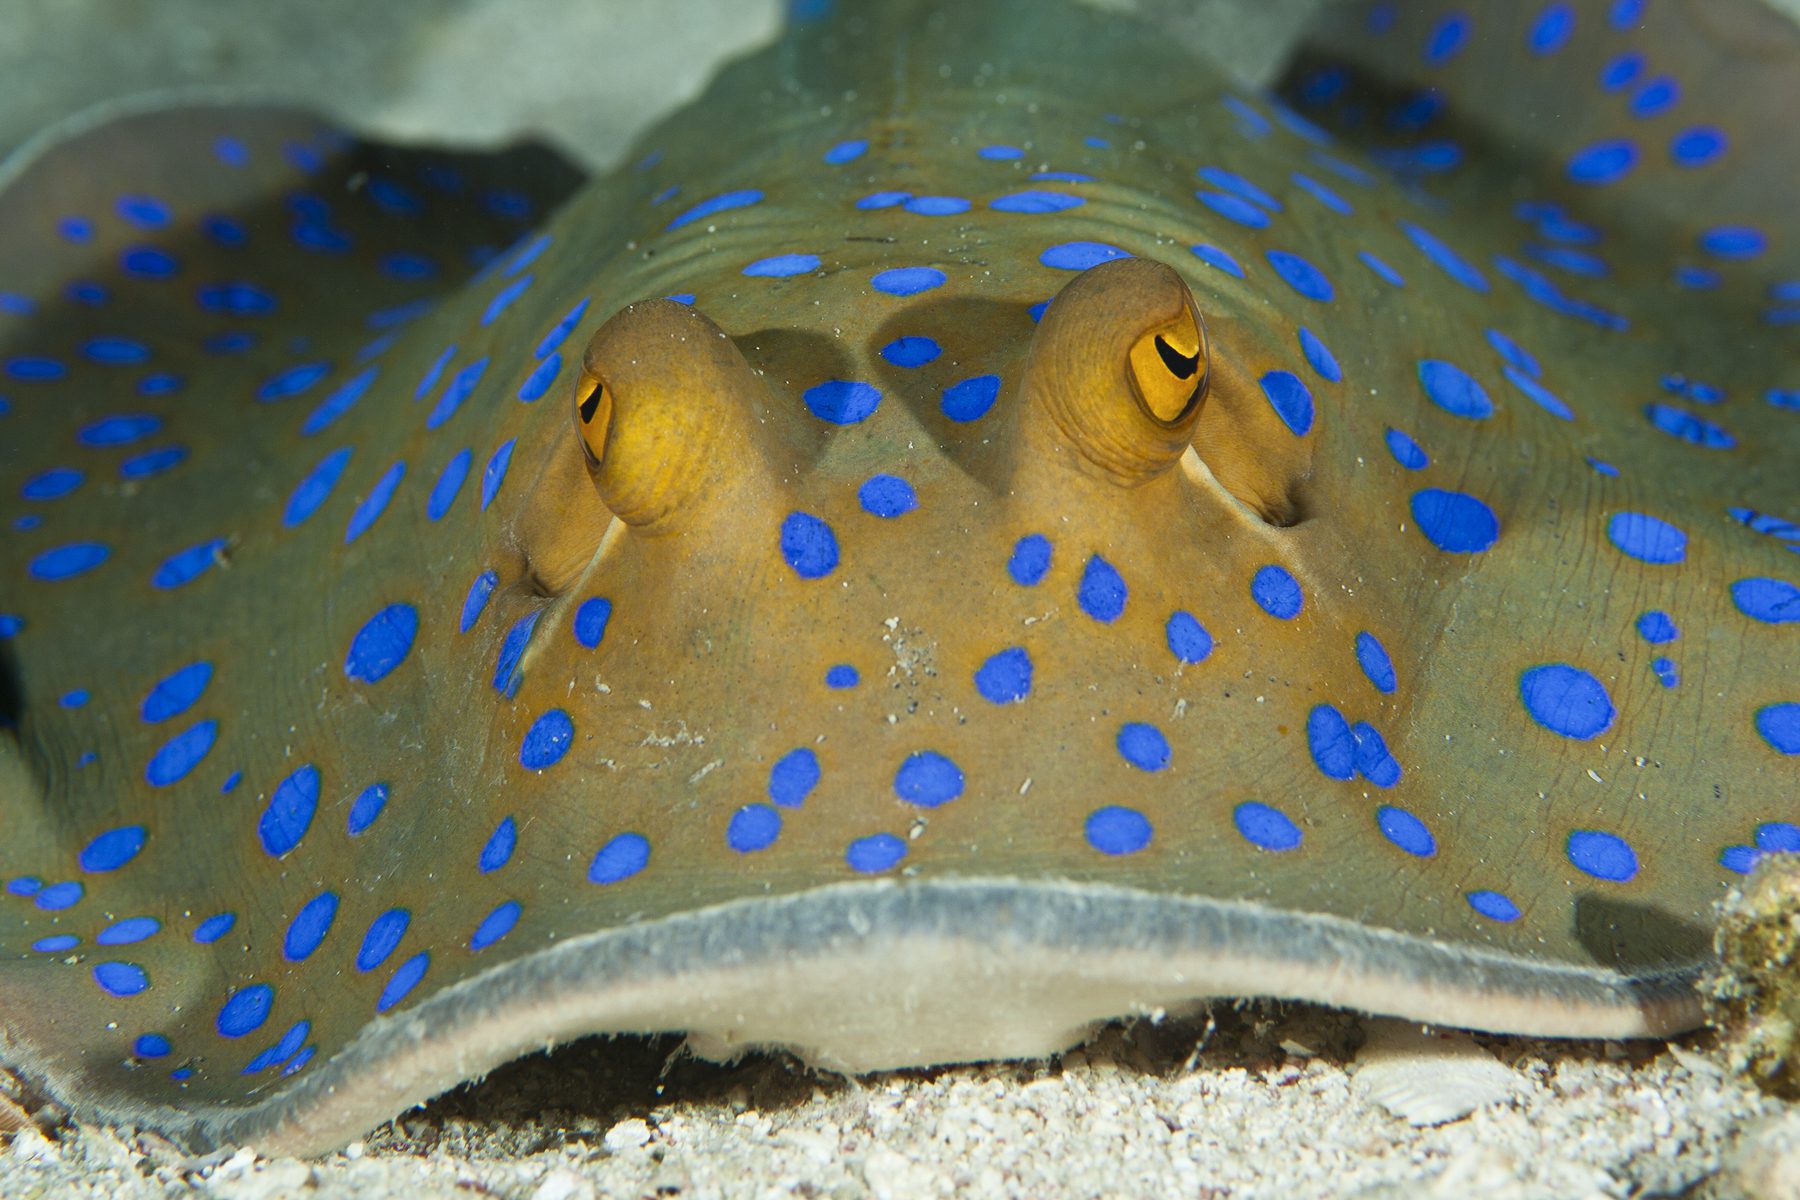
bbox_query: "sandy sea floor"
[3,1,1797,1195]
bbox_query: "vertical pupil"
[1154,334,1199,379]
[579,386,603,423]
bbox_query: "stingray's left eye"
[1127,304,1208,424]
[571,370,613,466]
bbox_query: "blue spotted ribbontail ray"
[0,0,1794,1155]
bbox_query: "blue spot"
[1297,329,1341,383]
[1190,243,1245,278]
[573,597,613,648]
[21,468,83,501]
[377,953,430,1013]
[520,709,574,770]
[80,413,160,446]
[1606,512,1686,564]
[1377,806,1435,856]
[471,902,521,951]
[1760,823,1800,853]
[257,361,330,402]
[1417,359,1493,419]
[1700,226,1765,260]
[857,191,911,210]
[26,543,108,582]
[780,512,839,579]
[142,661,212,723]
[1652,656,1679,688]
[217,984,274,1038]
[667,189,763,231]
[196,282,275,316]
[415,346,456,400]
[1250,565,1303,619]
[0,615,16,639]
[1196,191,1269,228]
[32,935,77,953]
[35,882,83,910]
[137,373,183,395]
[978,144,1024,160]
[344,603,417,684]
[356,909,410,972]
[1306,705,1355,780]
[347,783,387,835]
[880,336,940,367]
[1467,890,1520,922]
[871,267,945,296]
[1670,127,1727,167]
[804,379,881,424]
[479,818,517,873]
[481,439,516,511]
[1399,221,1488,292]
[1078,555,1127,622]
[83,337,150,365]
[145,720,217,787]
[1528,3,1574,53]
[588,833,651,884]
[941,375,1001,422]
[1009,534,1052,586]
[135,1034,172,1058]
[1504,366,1572,420]
[1567,830,1638,882]
[1410,488,1499,553]
[1165,611,1213,664]
[80,826,146,872]
[1085,806,1152,856]
[427,357,489,429]
[1757,704,1800,754]
[1732,578,1799,624]
[826,664,859,689]
[974,647,1033,705]
[745,254,819,278]
[1422,12,1469,64]
[1519,664,1615,740]
[1234,802,1302,852]
[1610,0,1645,27]
[94,962,149,997]
[1352,722,1402,787]
[893,751,963,808]
[1355,632,1397,696]
[1644,403,1734,448]
[503,232,551,276]
[1290,172,1352,215]
[1197,166,1283,211]
[1567,140,1636,186]
[859,474,917,517]
[492,610,541,698]
[152,538,226,590]
[904,196,971,216]
[193,913,236,943]
[1383,427,1428,470]
[536,298,590,359]
[7,356,67,382]
[61,690,89,709]
[1636,611,1680,642]
[1259,371,1313,436]
[824,139,868,164]
[990,191,1084,214]
[260,764,320,857]
[728,804,782,853]
[283,892,338,961]
[1631,77,1679,118]
[380,253,435,280]
[285,446,353,527]
[1358,251,1405,287]
[846,833,906,874]
[117,194,170,228]
[518,354,561,402]
[768,748,820,808]
[120,445,188,479]
[344,461,404,543]
[301,366,377,436]
[428,448,472,521]
[1264,250,1333,301]
[58,217,93,243]
[1116,722,1170,771]
[1040,242,1130,270]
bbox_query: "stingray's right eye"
[571,370,612,466]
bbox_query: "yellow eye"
[571,370,613,466]
[1126,304,1208,424]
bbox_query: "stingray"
[0,0,1794,1156]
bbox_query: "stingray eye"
[571,370,613,467]
[1126,304,1208,424]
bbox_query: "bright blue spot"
[1116,722,1170,771]
[1410,488,1499,553]
[1700,226,1765,259]
[588,833,651,884]
[356,909,410,972]
[415,346,456,400]
[80,413,160,446]
[94,962,149,997]
[974,647,1033,705]
[257,361,330,402]
[1359,251,1404,287]
[744,253,819,278]
[780,512,839,578]
[1259,370,1313,435]
[80,826,146,872]
[990,191,1084,214]
[666,189,763,231]
[117,194,170,228]
[904,196,971,215]
[1399,221,1488,292]
[1378,806,1434,856]
[1643,403,1733,448]
[503,232,551,275]
[573,597,613,648]
[481,439,516,511]
[1631,77,1679,118]
[1251,565,1302,619]
[83,336,150,365]
[871,267,945,296]
[135,1034,172,1058]
[428,448,472,521]
[344,603,417,684]
[1383,427,1428,470]
[1670,127,1727,167]
[33,935,77,953]
[824,139,868,164]
[344,460,404,543]
[1190,243,1244,278]
[21,468,83,501]
[1422,12,1468,65]
[858,474,917,518]
[1417,359,1493,419]
[35,881,83,910]
[1196,191,1269,228]
[1567,140,1636,185]
[141,661,213,723]
[285,446,353,527]
[1637,611,1680,642]
[846,833,906,874]
[1519,664,1615,739]
[1009,534,1052,586]
[1040,242,1130,270]
[1759,823,1800,852]
[880,336,940,367]
[120,445,188,479]
[1085,806,1152,856]
[1078,555,1127,622]
[471,901,521,951]
[1652,656,1679,688]
[826,664,859,689]
[1290,172,1352,215]
[1757,704,1800,754]
[492,610,541,698]
[1297,329,1341,383]
[196,281,274,315]
[536,298,590,359]
[728,804,782,853]
[479,817,517,873]
[893,751,963,808]
[194,913,236,943]
[283,892,338,961]
[767,748,820,808]
[1528,3,1574,53]
[1489,332,1546,380]
[856,191,911,210]
[1732,578,1799,624]
[1467,890,1520,922]
[152,538,226,590]
[7,356,67,381]
[427,357,489,429]
[1589,457,1619,477]
[941,374,1000,422]
[518,354,561,402]
[377,953,429,1013]
[1265,250,1333,301]
[1165,611,1213,664]
[145,720,217,787]
[1353,722,1402,787]
[520,709,574,770]
[804,379,881,424]
[217,984,274,1038]
[978,144,1024,160]
[60,690,89,709]
[1567,830,1638,881]
[1610,0,1644,26]
[347,783,387,835]
[260,764,319,857]
[1606,512,1686,564]
[301,366,377,436]
[1234,802,1302,851]
[1306,705,1355,780]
